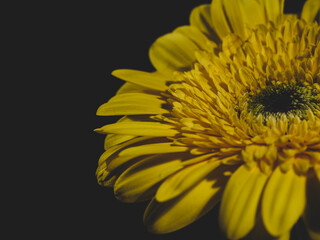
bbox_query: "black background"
[6,0,305,239]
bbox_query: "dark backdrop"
[11,0,305,239]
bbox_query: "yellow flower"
[95,0,320,239]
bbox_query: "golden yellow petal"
[112,69,169,91]
[119,142,188,157]
[99,136,152,165]
[144,164,231,234]
[116,82,148,95]
[276,231,291,240]
[263,0,284,24]
[104,134,136,150]
[262,167,306,236]
[189,4,220,42]
[222,0,246,39]
[149,31,199,74]
[114,154,184,202]
[301,0,320,23]
[219,165,269,239]
[238,0,266,28]
[303,175,320,240]
[96,92,169,116]
[174,25,210,50]
[95,121,178,136]
[155,159,220,202]
[106,140,189,172]
[210,0,232,39]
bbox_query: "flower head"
[95,0,320,239]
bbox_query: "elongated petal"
[303,175,320,240]
[104,134,136,150]
[276,231,290,240]
[149,31,199,74]
[173,25,210,50]
[115,82,148,95]
[263,0,284,24]
[301,0,320,23]
[95,122,178,137]
[155,159,220,202]
[103,117,151,149]
[96,92,169,116]
[114,154,184,202]
[189,4,220,42]
[144,164,231,234]
[219,165,269,239]
[112,69,169,91]
[100,136,152,164]
[210,0,232,39]
[223,0,246,39]
[262,167,306,236]
[119,142,188,157]
[247,212,291,240]
[238,0,266,28]
[107,141,189,172]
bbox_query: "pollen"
[247,83,320,120]
[166,16,320,175]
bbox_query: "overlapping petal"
[112,69,169,91]
[219,165,270,239]
[96,92,169,116]
[144,164,231,234]
[155,158,220,202]
[149,30,199,74]
[304,175,320,240]
[95,121,178,136]
[95,0,320,239]
[114,154,184,202]
[262,168,306,237]
[301,0,320,23]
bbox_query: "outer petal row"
[144,164,232,234]
[219,165,269,239]
[149,26,208,74]
[262,167,306,237]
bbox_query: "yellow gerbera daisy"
[95,0,320,239]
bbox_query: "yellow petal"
[144,164,231,234]
[149,31,199,74]
[219,165,269,240]
[155,159,220,202]
[115,82,148,95]
[303,175,320,240]
[112,69,169,91]
[95,121,178,136]
[100,136,152,165]
[103,117,150,149]
[238,0,266,28]
[174,25,210,50]
[119,142,188,157]
[96,166,117,187]
[263,0,284,24]
[96,92,169,116]
[246,208,291,240]
[104,134,136,150]
[262,167,306,236]
[222,0,246,39]
[276,231,290,240]
[108,141,189,172]
[301,0,320,23]
[210,0,232,39]
[114,154,184,202]
[189,4,220,42]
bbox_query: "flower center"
[247,83,320,119]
